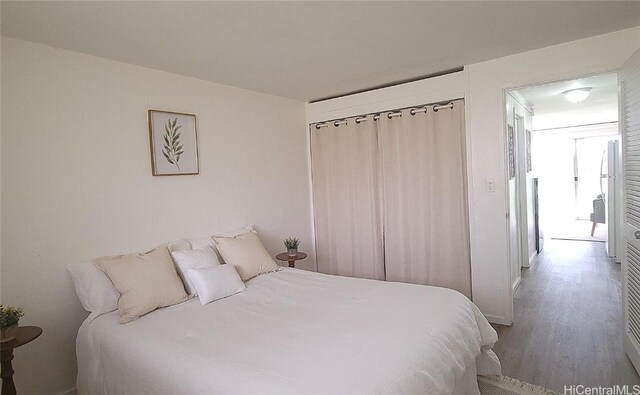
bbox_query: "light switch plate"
[485,178,495,193]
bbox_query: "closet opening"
[494,73,636,388]
[309,98,472,298]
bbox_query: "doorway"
[533,128,619,244]
[505,73,620,290]
[495,73,637,390]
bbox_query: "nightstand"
[1,326,42,395]
[275,252,307,268]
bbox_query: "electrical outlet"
[485,178,495,193]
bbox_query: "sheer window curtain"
[310,115,385,280]
[377,99,471,297]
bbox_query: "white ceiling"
[2,1,640,101]
[517,73,618,130]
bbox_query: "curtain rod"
[313,100,458,129]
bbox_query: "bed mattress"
[76,268,500,394]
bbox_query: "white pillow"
[187,265,246,305]
[170,247,221,295]
[185,237,216,250]
[169,237,215,252]
[168,239,192,252]
[212,230,279,281]
[218,224,255,238]
[67,261,119,322]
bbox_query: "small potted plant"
[284,237,300,257]
[1,305,24,343]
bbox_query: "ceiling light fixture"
[562,87,592,103]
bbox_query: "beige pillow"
[93,245,189,323]
[212,231,279,281]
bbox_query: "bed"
[76,267,500,394]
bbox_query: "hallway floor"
[492,239,640,392]
[546,218,608,242]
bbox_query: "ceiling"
[517,73,618,130]
[2,1,640,102]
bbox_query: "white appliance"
[607,139,619,260]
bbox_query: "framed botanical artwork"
[507,124,515,179]
[148,110,199,176]
[526,129,532,172]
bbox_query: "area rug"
[478,375,559,395]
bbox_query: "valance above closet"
[310,99,471,298]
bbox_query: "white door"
[608,140,619,259]
[621,48,640,372]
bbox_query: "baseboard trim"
[512,276,521,294]
[527,251,537,267]
[58,387,76,395]
[485,314,510,326]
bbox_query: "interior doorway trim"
[500,69,621,326]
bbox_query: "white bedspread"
[77,268,500,394]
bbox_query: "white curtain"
[377,99,471,297]
[310,115,385,280]
[310,99,470,298]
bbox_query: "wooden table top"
[276,252,307,261]
[1,326,42,350]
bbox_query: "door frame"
[501,69,621,325]
[506,110,523,294]
[515,114,531,270]
[504,92,534,299]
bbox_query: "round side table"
[1,326,42,395]
[276,252,307,268]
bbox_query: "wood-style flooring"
[492,239,640,392]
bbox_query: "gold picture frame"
[148,110,199,176]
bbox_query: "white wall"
[533,105,618,131]
[0,37,313,394]
[466,26,639,324]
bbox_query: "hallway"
[493,239,640,392]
